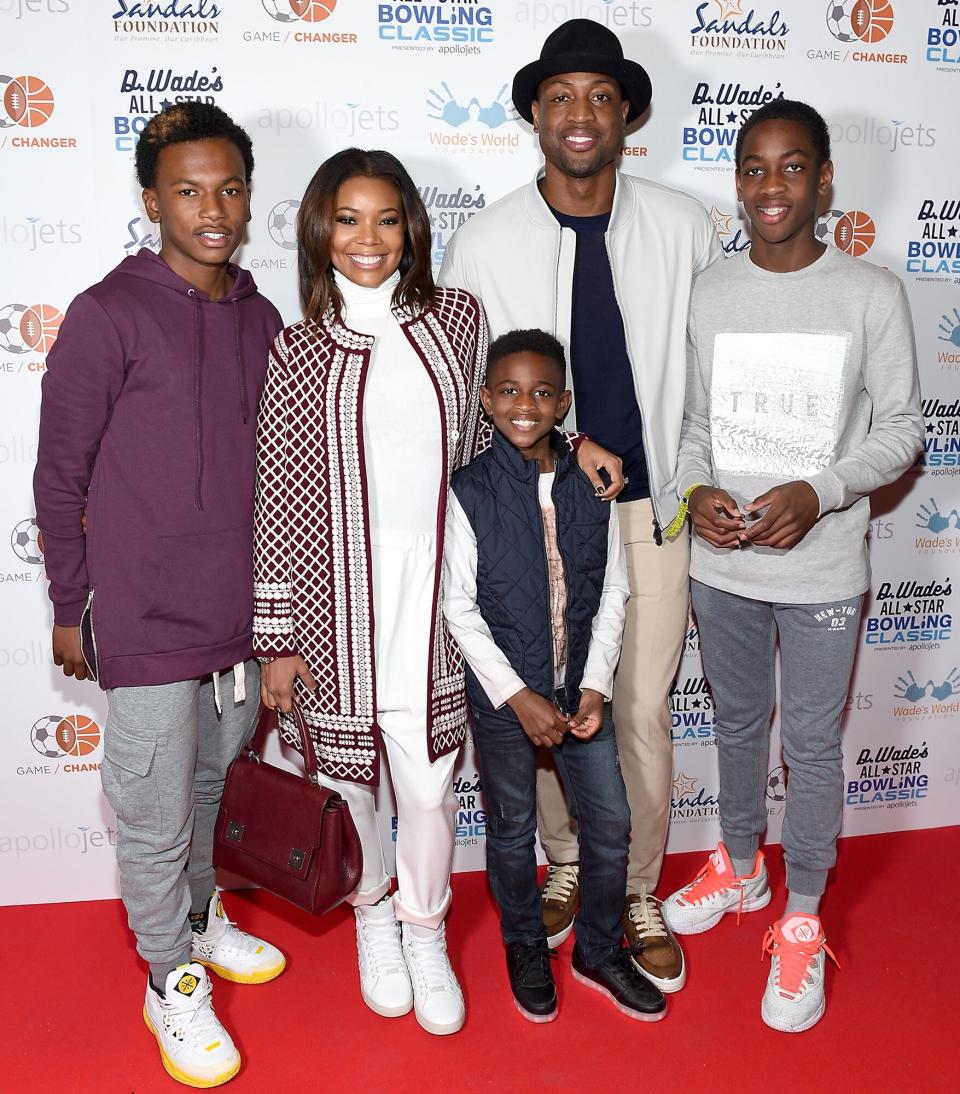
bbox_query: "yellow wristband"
[662,483,707,539]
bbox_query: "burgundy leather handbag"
[214,702,363,915]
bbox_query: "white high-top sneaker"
[761,914,838,1033]
[143,962,240,1088]
[355,899,414,1018]
[401,921,465,1036]
[190,892,286,985]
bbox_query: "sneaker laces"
[762,924,839,998]
[626,890,667,943]
[542,864,579,904]
[512,942,557,987]
[358,913,405,975]
[681,854,750,923]
[158,976,223,1048]
[405,926,458,993]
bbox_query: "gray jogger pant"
[102,661,259,973]
[690,581,862,897]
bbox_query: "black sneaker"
[506,939,558,1023]
[571,945,667,1022]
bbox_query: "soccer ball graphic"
[826,0,858,42]
[0,302,30,353]
[261,0,300,22]
[268,199,300,251]
[766,765,788,802]
[11,517,43,564]
[31,715,66,759]
[815,209,845,248]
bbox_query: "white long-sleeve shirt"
[443,479,630,709]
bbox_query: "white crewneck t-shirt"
[335,269,442,537]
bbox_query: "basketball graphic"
[291,0,337,21]
[850,0,894,44]
[21,304,63,354]
[834,210,876,256]
[2,75,54,128]
[55,714,102,758]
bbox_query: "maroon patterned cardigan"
[253,288,487,786]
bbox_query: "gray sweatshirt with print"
[677,245,924,604]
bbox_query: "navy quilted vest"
[451,429,610,715]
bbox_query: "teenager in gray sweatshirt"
[659,100,923,1034]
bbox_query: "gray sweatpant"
[690,581,862,897]
[102,661,259,978]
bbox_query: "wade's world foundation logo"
[846,742,929,809]
[681,78,785,168]
[864,576,953,652]
[419,182,486,268]
[937,308,960,372]
[918,396,960,476]
[893,666,960,720]
[925,0,960,69]
[688,1,789,58]
[815,207,876,257]
[425,82,519,154]
[671,674,716,746]
[905,198,960,280]
[914,497,960,555]
[670,772,720,823]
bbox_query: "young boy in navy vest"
[443,329,665,1023]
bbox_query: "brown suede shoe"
[624,889,686,993]
[541,863,580,947]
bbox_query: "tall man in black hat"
[440,19,721,995]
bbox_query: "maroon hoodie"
[34,248,283,689]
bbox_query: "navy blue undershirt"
[550,205,649,503]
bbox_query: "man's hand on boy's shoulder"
[741,481,820,550]
[575,438,625,501]
[688,486,745,548]
[507,687,569,748]
[52,625,88,681]
[568,689,605,740]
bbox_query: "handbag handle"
[247,700,321,780]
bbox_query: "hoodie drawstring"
[232,300,249,425]
[189,289,205,511]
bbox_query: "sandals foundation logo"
[25,713,102,774]
[710,207,750,254]
[112,0,220,40]
[419,181,486,267]
[893,666,960,719]
[864,576,952,652]
[670,772,720,823]
[925,0,960,69]
[670,674,716,746]
[114,66,225,154]
[377,0,495,56]
[845,742,928,809]
[121,213,161,255]
[256,0,357,44]
[919,395,960,476]
[0,73,74,150]
[681,78,784,169]
[689,1,789,58]
[815,207,876,257]
[906,198,960,280]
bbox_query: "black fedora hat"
[512,19,652,125]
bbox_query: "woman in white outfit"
[252,149,621,1036]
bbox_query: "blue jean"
[472,696,630,967]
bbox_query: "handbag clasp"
[288,848,306,869]
[226,821,245,842]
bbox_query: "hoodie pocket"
[79,590,100,683]
[142,523,254,654]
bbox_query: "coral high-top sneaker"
[762,914,838,1033]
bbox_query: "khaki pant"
[536,497,689,893]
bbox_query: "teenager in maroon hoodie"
[34,103,284,1089]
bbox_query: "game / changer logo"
[826,0,894,45]
[10,518,43,565]
[0,74,54,128]
[256,0,358,44]
[0,303,62,356]
[815,207,876,256]
[262,0,337,21]
[29,714,101,761]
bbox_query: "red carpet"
[3,827,956,1093]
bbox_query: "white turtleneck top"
[334,269,442,537]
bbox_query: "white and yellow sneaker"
[143,963,240,1088]
[190,892,286,985]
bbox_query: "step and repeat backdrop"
[1,0,958,905]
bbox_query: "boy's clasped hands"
[507,687,606,747]
[688,481,821,551]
